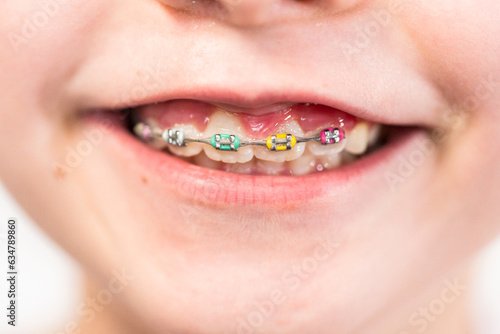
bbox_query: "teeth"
[224,160,255,174]
[307,138,346,156]
[137,109,385,175]
[368,123,382,146]
[253,120,306,162]
[136,120,166,151]
[169,143,203,157]
[289,150,316,176]
[192,151,221,170]
[345,122,369,155]
[164,124,203,157]
[255,160,286,175]
[319,152,343,170]
[202,111,254,163]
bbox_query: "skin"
[1,0,500,333]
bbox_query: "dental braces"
[133,122,345,152]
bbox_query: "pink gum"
[138,100,357,139]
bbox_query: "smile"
[127,100,388,176]
[80,93,427,206]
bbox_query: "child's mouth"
[78,91,427,205]
[126,100,388,176]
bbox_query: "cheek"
[0,1,118,267]
[0,1,115,119]
[395,1,500,100]
[0,0,118,190]
[393,0,500,154]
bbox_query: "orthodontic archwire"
[133,121,346,152]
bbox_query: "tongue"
[138,100,356,139]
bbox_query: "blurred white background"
[0,182,82,334]
[0,180,498,334]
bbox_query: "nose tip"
[158,0,365,28]
[218,0,305,27]
[216,0,367,27]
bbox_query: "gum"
[137,100,357,139]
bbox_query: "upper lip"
[75,72,435,205]
[73,65,443,130]
[98,88,431,129]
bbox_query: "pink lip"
[107,87,421,127]
[94,114,425,206]
[80,84,430,208]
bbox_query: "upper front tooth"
[253,120,305,162]
[345,122,369,155]
[307,138,346,157]
[202,111,254,163]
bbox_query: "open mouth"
[121,100,389,176]
[77,93,427,205]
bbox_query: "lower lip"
[91,116,425,207]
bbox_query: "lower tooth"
[289,150,316,176]
[224,160,255,174]
[319,152,342,170]
[192,151,222,170]
[255,160,286,175]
